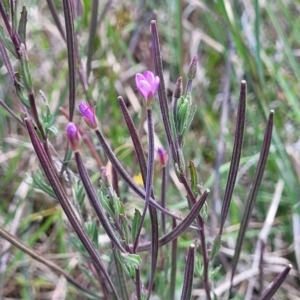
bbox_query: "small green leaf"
[177,148,186,175]
[195,258,203,279]
[18,6,27,44]
[210,234,222,260]
[0,26,17,57]
[209,265,222,280]
[189,161,198,196]
[74,179,85,208]
[31,171,56,199]
[112,194,124,216]
[120,252,141,270]
[85,219,98,246]
[19,44,33,90]
[14,75,30,107]
[200,201,208,223]
[131,209,141,243]
[98,190,114,217]
[119,214,130,244]
[3,0,9,15]
[115,251,141,279]
[169,98,177,139]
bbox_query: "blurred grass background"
[0,0,300,299]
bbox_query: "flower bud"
[173,77,183,99]
[187,56,197,80]
[157,147,168,167]
[78,102,98,129]
[66,122,80,152]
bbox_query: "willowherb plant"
[0,2,294,300]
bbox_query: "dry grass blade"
[0,225,98,298]
[245,179,284,300]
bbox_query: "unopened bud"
[78,102,98,129]
[173,77,183,99]
[187,56,197,80]
[157,147,168,167]
[66,122,80,152]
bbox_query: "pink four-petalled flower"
[135,71,160,105]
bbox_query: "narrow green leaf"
[0,26,17,57]
[210,234,222,260]
[18,6,27,44]
[131,209,141,243]
[119,214,130,244]
[189,161,198,196]
[98,190,114,217]
[19,44,33,90]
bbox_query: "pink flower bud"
[187,56,197,80]
[66,122,80,152]
[78,102,98,129]
[135,71,160,107]
[157,147,168,167]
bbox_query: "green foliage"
[0,0,299,299]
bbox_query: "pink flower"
[157,147,168,167]
[135,71,160,105]
[66,122,80,152]
[78,102,98,129]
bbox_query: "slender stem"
[0,41,14,83]
[94,128,180,220]
[185,79,192,96]
[74,151,127,253]
[0,1,22,56]
[0,99,25,127]
[161,166,167,234]
[135,268,142,300]
[133,109,154,252]
[25,118,119,299]
[169,219,177,300]
[112,167,120,197]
